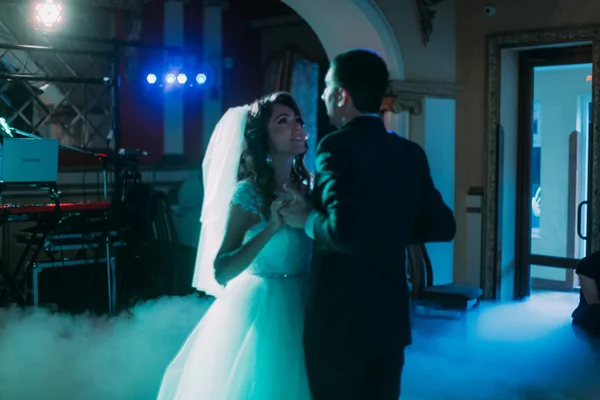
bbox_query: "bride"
[157,92,314,400]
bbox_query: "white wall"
[377,0,457,165]
[466,192,483,286]
[377,0,456,83]
[422,97,455,285]
[531,65,592,280]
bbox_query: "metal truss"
[0,2,117,151]
[0,0,152,11]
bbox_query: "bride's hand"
[268,199,285,231]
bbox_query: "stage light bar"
[144,71,207,87]
[35,0,63,30]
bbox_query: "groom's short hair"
[331,49,389,113]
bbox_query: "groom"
[281,49,456,399]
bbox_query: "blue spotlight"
[165,73,176,84]
[196,73,207,85]
[146,74,157,84]
[177,73,188,84]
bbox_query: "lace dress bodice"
[232,181,313,277]
[158,180,313,400]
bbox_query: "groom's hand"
[280,184,311,229]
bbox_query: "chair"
[407,244,483,314]
[149,190,179,243]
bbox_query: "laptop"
[0,138,59,183]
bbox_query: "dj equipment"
[0,138,59,184]
[0,118,151,315]
[0,118,110,201]
[1,201,111,222]
[1,201,121,315]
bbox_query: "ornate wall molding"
[393,96,422,115]
[382,79,460,115]
[415,0,446,46]
[387,79,460,98]
[381,95,422,115]
[483,25,600,300]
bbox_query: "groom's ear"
[336,88,350,108]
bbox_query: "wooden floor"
[403,291,600,399]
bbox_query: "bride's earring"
[266,154,272,164]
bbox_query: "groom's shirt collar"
[341,114,385,131]
[341,113,380,128]
[357,113,381,119]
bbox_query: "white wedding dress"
[157,181,313,400]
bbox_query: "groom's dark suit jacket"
[305,116,455,357]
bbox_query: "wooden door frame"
[483,26,600,300]
[514,46,592,299]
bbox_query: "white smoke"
[402,292,600,400]
[0,292,597,400]
[0,295,213,400]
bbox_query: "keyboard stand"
[4,204,120,315]
[4,221,54,306]
[32,256,117,315]
[0,183,61,304]
[13,223,122,316]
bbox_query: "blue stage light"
[177,73,188,84]
[196,73,207,84]
[165,73,176,84]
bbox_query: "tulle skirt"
[157,272,312,400]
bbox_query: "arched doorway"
[282,0,406,134]
[282,0,404,79]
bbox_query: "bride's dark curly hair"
[237,92,312,219]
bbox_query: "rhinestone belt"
[253,272,308,279]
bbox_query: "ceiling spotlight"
[35,1,63,29]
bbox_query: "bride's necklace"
[275,181,293,195]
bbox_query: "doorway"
[516,46,592,298]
